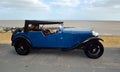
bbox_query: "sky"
[0,0,120,20]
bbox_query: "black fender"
[83,37,104,43]
[76,37,103,49]
[12,36,32,47]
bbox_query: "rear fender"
[12,36,31,46]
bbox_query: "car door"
[27,31,63,48]
[27,31,46,47]
[44,32,63,48]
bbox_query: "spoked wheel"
[84,41,104,59]
[14,39,31,55]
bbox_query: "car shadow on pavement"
[30,48,87,59]
[9,48,88,59]
[0,44,87,59]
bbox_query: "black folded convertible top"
[25,20,63,24]
[24,20,63,32]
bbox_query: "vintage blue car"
[11,20,104,59]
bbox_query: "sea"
[0,20,120,36]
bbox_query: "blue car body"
[11,20,104,59]
[12,30,93,48]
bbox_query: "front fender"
[83,37,104,43]
[75,37,103,49]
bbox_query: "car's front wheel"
[84,41,104,59]
[14,39,31,55]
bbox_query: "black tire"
[14,38,31,55]
[84,41,104,59]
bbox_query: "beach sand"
[0,32,12,44]
[0,33,120,48]
[100,35,120,48]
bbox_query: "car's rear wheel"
[84,41,104,59]
[14,39,31,55]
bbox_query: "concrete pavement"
[0,44,120,72]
